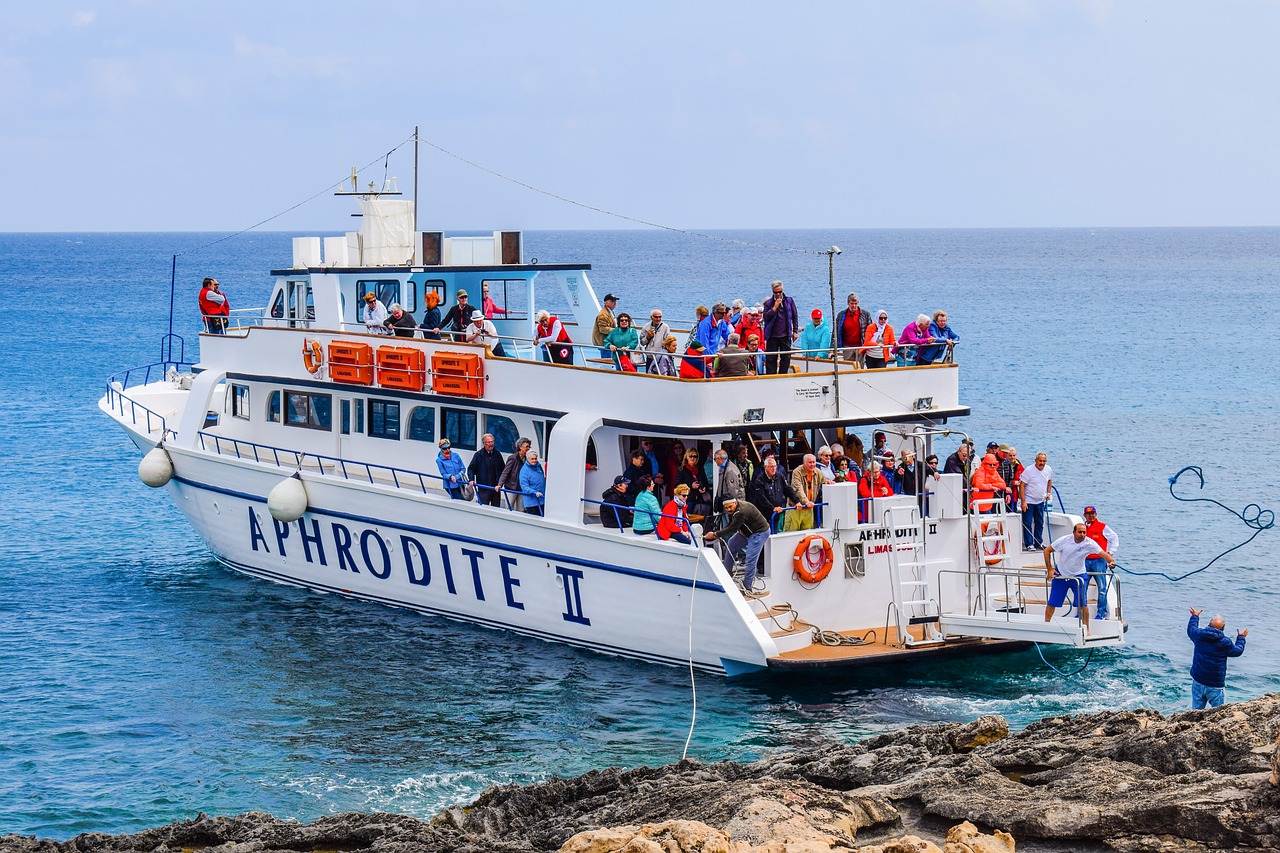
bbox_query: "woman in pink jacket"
[897,314,937,366]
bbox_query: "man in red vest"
[1082,505,1119,620]
[198,277,229,333]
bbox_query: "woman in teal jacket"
[603,313,640,370]
[797,309,832,358]
[631,475,661,535]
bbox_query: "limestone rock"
[557,820,734,853]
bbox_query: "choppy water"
[0,227,1276,839]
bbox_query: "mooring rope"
[1109,465,1274,583]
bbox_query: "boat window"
[483,414,519,455]
[368,399,401,440]
[481,279,527,319]
[285,391,332,431]
[340,400,350,435]
[421,279,445,309]
[267,390,281,423]
[354,397,364,433]
[357,280,403,311]
[442,407,477,450]
[535,419,556,458]
[408,406,436,442]
[269,289,285,320]
[230,384,250,420]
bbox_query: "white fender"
[138,446,174,488]
[268,474,309,522]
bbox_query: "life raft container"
[302,339,323,375]
[793,534,835,584]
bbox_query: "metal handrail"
[104,381,172,436]
[937,565,1121,623]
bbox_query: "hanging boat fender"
[793,534,835,584]
[268,472,309,522]
[303,339,324,375]
[138,444,174,488]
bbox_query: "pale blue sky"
[5,1,1279,231]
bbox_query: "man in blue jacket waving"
[1187,607,1248,709]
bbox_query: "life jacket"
[1085,518,1108,552]
[538,315,571,343]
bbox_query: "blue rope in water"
[1110,466,1274,583]
[1034,643,1096,677]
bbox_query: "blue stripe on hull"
[171,472,726,593]
[215,555,728,674]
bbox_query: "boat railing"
[197,430,456,494]
[104,380,172,437]
[937,565,1122,623]
[578,496,702,543]
[104,360,195,437]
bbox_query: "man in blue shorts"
[1043,522,1114,634]
[1186,607,1248,709]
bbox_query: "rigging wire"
[416,135,825,255]
[1110,466,1273,583]
[175,132,418,258]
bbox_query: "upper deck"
[195,325,967,433]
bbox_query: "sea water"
[0,228,1276,838]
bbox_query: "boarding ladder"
[884,504,944,647]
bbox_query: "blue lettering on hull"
[244,510,584,624]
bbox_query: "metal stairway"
[884,504,944,647]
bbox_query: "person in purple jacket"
[761,280,799,375]
[1187,607,1248,709]
[898,314,939,365]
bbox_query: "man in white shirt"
[465,310,502,354]
[1044,522,1115,633]
[1018,452,1053,550]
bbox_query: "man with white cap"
[465,310,502,354]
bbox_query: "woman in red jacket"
[657,484,693,544]
[856,461,893,523]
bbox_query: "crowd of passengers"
[433,429,1055,593]
[357,281,960,373]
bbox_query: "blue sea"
[0,228,1277,839]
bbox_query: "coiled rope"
[1110,465,1274,583]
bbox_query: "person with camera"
[638,309,670,370]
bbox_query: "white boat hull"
[160,445,776,675]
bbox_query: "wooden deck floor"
[767,624,1030,670]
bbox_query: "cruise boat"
[100,184,1127,676]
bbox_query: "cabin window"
[267,390,281,423]
[340,400,351,435]
[442,407,477,450]
[285,391,332,430]
[535,419,556,458]
[483,414,519,455]
[357,279,405,312]
[480,279,525,319]
[368,399,401,440]
[421,279,445,309]
[408,406,436,442]
[269,290,285,319]
[230,384,250,420]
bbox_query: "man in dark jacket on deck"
[1187,607,1248,709]
[600,477,632,529]
[750,456,801,532]
[466,433,505,507]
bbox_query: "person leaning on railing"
[920,310,960,364]
[496,437,532,512]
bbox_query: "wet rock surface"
[4,694,1278,853]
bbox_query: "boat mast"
[413,125,420,262]
[826,245,842,419]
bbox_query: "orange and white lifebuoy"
[302,339,323,375]
[793,534,835,584]
[974,520,1006,566]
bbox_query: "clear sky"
[5,1,1279,231]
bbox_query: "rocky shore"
[5,694,1279,853]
